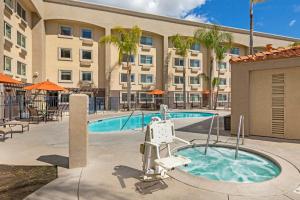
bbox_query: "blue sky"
[187,0,300,38]
[83,0,299,38]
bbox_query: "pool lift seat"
[141,119,191,181]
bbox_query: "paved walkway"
[0,110,300,200]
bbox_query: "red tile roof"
[230,45,300,63]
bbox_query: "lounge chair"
[27,107,46,123]
[141,119,191,180]
[0,126,12,141]
[2,119,30,132]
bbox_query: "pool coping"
[88,111,216,134]
[169,144,300,197]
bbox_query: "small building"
[230,45,300,140]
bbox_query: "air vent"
[271,73,285,135]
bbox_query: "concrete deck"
[0,110,300,200]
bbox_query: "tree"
[100,26,142,110]
[213,46,228,110]
[194,25,233,109]
[170,34,194,109]
[250,0,266,55]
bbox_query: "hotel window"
[122,54,135,63]
[139,93,154,103]
[120,73,135,83]
[59,48,72,60]
[218,62,227,70]
[60,26,72,37]
[81,71,92,82]
[80,49,92,61]
[140,55,153,65]
[218,94,228,102]
[121,93,135,103]
[60,94,70,103]
[190,93,201,102]
[17,3,26,21]
[4,56,12,72]
[190,43,201,51]
[190,76,200,85]
[17,61,26,76]
[174,76,184,84]
[59,70,72,82]
[81,28,92,39]
[190,59,201,68]
[174,93,184,103]
[140,36,153,46]
[140,74,153,84]
[4,22,12,39]
[17,31,26,49]
[174,58,184,67]
[4,0,13,9]
[219,78,227,86]
[230,47,240,55]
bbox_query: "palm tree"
[213,46,228,110]
[289,42,300,47]
[100,26,142,110]
[170,34,194,109]
[250,0,266,55]
[194,25,233,109]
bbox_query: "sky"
[80,0,300,38]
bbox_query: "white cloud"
[289,19,296,27]
[78,0,207,19]
[184,13,210,23]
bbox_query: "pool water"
[176,146,281,183]
[89,112,213,132]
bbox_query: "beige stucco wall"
[44,20,105,88]
[231,57,300,140]
[3,0,34,83]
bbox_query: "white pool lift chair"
[141,119,191,180]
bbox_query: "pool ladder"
[120,110,145,132]
[204,114,220,155]
[235,115,245,159]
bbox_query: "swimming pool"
[175,146,281,183]
[89,112,213,133]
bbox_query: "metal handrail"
[120,110,145,132]
[235,115,244,159]
[204,114,217,155]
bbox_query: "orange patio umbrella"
[0,73,21,84]
[24,80,67,91]
[148,89,165,95]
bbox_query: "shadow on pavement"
[112,165,168,195]
[37,155,69,168]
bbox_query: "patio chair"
[27,106,46,123]
[46,107,62,121]
[0,125,12,141]
[1,119,30,133]
[141,120,191,180]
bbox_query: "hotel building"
[1,0,298,109]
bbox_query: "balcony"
[4,4,13,16]
[191,85,200,90]
[141,45,151,51]
[190,68,200,73]
[19,19,27,30]
[80,61,92,67]
[82,39,93,46]
[121,82,128,88]
[141,84,154,90]
[175,66,184,72]
[190,50,200,56]
[141,65,152,71]
[79,81,93,89]
[175,84,183,90]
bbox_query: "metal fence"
[0,94,106,120]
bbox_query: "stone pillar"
[104,27,112,110]
[69,94,88,168]
[0,1,4,72]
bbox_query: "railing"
[120,110,145,132]
[204,114,220,155]
[235,115,245,159]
